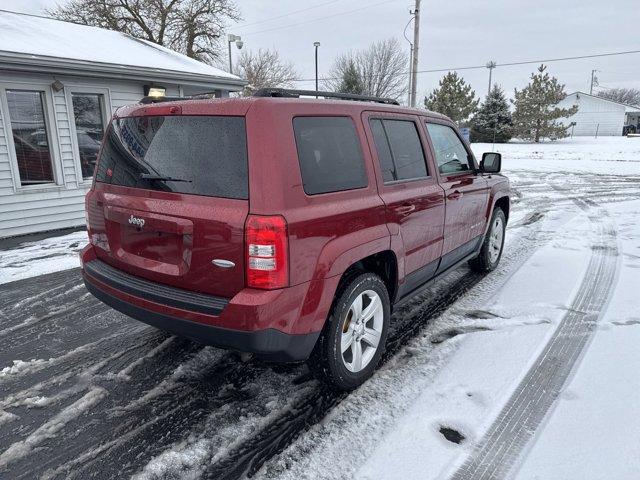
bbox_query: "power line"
[240,0,400,36]
[291,48,640,82]
[233,1,341,30]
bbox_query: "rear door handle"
[395,203,416,216]
[447,190,463,201]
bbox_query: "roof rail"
[252,88,400,106]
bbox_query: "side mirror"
[481,152,501,173]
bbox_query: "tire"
[469,208,506,273]
[310,272,390,391]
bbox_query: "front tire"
[311,273,390,391]
[469,208,506,272]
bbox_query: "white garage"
[557,91,640,137]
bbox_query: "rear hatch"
[86,109,248,299]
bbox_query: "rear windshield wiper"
[139,173,192,183]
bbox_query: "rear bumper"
[83,273,320,362]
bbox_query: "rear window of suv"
[293,116,368,195]
[95,115,248,199]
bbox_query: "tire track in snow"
[450,202,619,480]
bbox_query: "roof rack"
[253,88,400,106]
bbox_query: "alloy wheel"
[341,290,384,373]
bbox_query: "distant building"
[557,91,640,137]
[0,10,244,238]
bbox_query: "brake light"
[245,215,289,289]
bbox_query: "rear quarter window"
[96,115,248,199]
[293,116,368,195]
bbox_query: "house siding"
[0,103,13,196]
[0,70,225,238]
[558,93,626,136]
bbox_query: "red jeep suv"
[81,89,509,390]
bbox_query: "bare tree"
[47,0,240,64]
[324,38,408,101]
[596,88,640,107]
[236,49,298,96]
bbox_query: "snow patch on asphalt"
[0,230,86,285]
[0,387,107,468]
[119,346,226,412]
[0,410,18,426]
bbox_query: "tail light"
[245,215,289,289]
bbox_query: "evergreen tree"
[424,72,479,123]
[337,59,365,94]
[471,85,513,143]
[511,64,578,142]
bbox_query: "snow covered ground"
[0,230,87,285]
[254,137,640,480]
[0,136,639,480]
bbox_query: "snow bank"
[0,230,86,284]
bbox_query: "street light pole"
[228,34,243,74]
[314,42,321,94]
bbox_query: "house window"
[72,93,105,179]
[6,90,54,185]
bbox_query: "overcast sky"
[1,0,639,102]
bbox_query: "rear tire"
[311,273,390,391]
[469,208,506,273]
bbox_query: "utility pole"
[407,44,413,106]
[590,69,599,95]
[486,60,497,95]
[409,0,421,107]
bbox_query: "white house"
[557,91,640,137]
[0,10,245,238]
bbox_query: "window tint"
[369,119,395,182]
[370,119,427,182]
[96,115,248,199]
[426,123,472,174]
[72,93,105,179]
[6,90,54,185]
[293,117,367,195]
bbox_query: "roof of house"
[0,9,244,88]
[565,91,640,113]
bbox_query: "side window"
[293,117,368,195]
[425,123,472,174]
[369,119,395,182]
[369,119,428,182]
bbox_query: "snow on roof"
[0,9,239,81]
[566,91,640,113]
